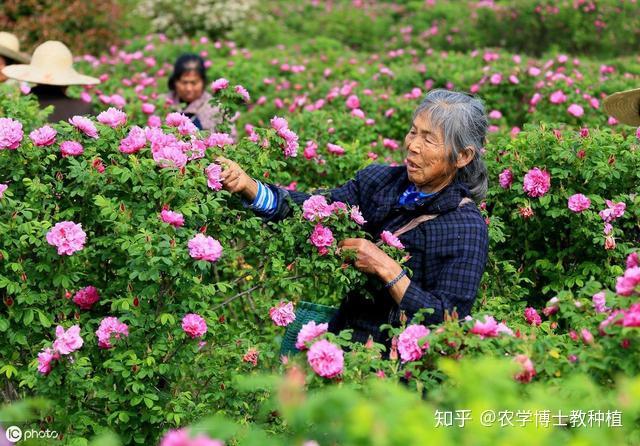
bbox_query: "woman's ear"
[455,146,475,169]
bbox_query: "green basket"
[280,301,338,357]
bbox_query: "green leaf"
[0,364,17,379]
[37,310,52,328]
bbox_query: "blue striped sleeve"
[245,180,278,216]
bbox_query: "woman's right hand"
[216,156,258,201]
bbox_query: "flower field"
[1,1,639,445]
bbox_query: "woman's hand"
[338,238,411,305]
[339,238,410,303]
[338,238,397,277]
[216,156,258,201]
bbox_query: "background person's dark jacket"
[32,85,93,122]
[260,164,489,346]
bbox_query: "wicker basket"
[279,301,338,357]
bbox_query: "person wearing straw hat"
[0,32,30,83]
[603,88,640,126]
[1,40,99,122]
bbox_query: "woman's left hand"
[338,238,394,276]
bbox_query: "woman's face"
[404,112,458,192]
[175,70,204,103]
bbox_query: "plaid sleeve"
[391,221,489,325]
[252,166,374,222]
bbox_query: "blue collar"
[398,184,436,208]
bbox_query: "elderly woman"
[219,89,489,346]
[166,53,222,131]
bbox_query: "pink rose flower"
[567,193,591,212]
[188,234,223,263]
[623,308,640,327]
[210,78,229,92]
[302,195,333,221]
[523,167,551,197]
[46,221,86,255]
[296,321,328,350]
[498,168,513,189]
[234,85,251,102]
[345,95,360,109]
[60,141,84,157]
[73,286,100,310]
[627,252,639,269]
[29,125,57,146]
[148,115,162,127]
[514,354,536,383]
[488,110,502,120]
[304,140,318,159]
[309,224,334,255]
[381,230,404,249]
[383,138,399,150]
[182,313,208,338]
[177,119,198,136]
[205,132,234,148]
[270,116,289,133]
[470,315,512,338]
[350,206,366,225]
[581,328,594,345]
[95,316,129,349]
[530,93,542,106]
[279,129,298,158]
[592,291,608,313]
[599,200,625,223]
[159,428,224,446]
[307,339,344,378]
[327,143,345,155]
[269,116,298,157]
[524,307,541,326]
[165,112,190,127]
[0,117,24,149]
[205,163,223,191]
[567,103,584,117]
[97,107,127,128]
[53,325,84,355]
[69,116,99,138]
[119,126,147,154]
[142,103,155,114]
[160,209,185,227]
[152,143,188,169]
[269,301,296,327]
[549,90,567,104]
[398,324,430,363]
[0,183,7,199]
[37,347,59,375]
[616,267,640,296]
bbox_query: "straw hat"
[0,32,30,64]
[602,87,640,126]
[1,40,99,86]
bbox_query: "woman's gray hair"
[413,89,489,201]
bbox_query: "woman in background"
[166,53,222,131]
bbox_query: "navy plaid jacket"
[262,164,489,346]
